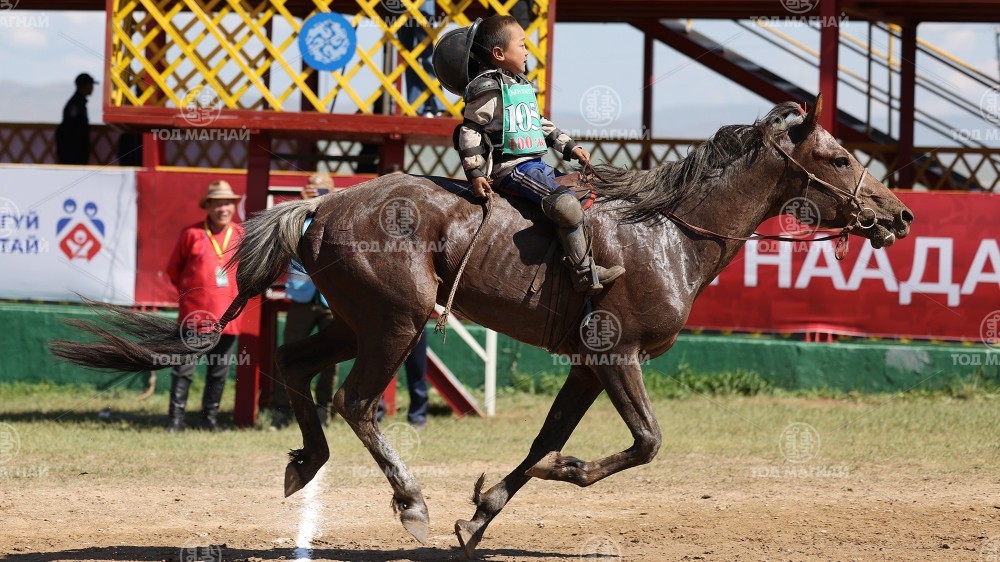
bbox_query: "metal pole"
[485,329,497,417]
[818,0,840,136]
[887,26,894,137]
[641,32,654,169]
[866,22,873,135]
[235,131,272,428]
[995,25,1000,81]
[543,0,557,118]
[897,23,917,189]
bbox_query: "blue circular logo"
[299,12,357,71]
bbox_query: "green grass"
[0,382,997,487]
[512,363,1000,400]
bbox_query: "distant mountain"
[551,103,768,140]
[0,80,992,148]
[0,80,100,124]
[552,103,999,147]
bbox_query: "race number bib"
[501,83,547,157]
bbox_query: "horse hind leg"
[332,312,434,543]
[455,365,604,558]
[526,356,662,487]
[277,313,357,497]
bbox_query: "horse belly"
[441,221,580,351]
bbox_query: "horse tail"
[227,197,321,297]
[50,197,323,372]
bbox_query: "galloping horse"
[53,97,913,558]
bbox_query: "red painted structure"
[30,0,1000,425]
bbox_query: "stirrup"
[563,256,604,295]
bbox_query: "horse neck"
[669,157,787,278]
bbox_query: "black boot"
[542,192,625,294]
[167,375,191,433]
[199,373,226,431]
[558,219,626,294]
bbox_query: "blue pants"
[496,159,569,204]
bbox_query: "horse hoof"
[401,511,429,544]
[284,448,329,497]
[455,519,481,559]
[284,462,306,497]
[525,451,560,479]
[284,460,323,497]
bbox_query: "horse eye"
[833,156,851,168]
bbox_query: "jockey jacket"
[457,68,578,183]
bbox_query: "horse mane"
[588,101,806,224]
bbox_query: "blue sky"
[0,10,995,145]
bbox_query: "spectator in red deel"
[164,180,244,433]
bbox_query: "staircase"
[633,19,1000,190]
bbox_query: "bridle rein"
[655,140,878,261]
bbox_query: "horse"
[52,96,913,558]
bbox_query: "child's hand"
[572,146,591,167]
[471,177,493,198]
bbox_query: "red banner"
[135,178,997,341]
[686,192,1000,341]
[134,170,372,306]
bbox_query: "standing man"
[56,73,97,165]
[269,173,338,429]
[398,0,444,117]
[165,180,244,433]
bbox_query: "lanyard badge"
[204,221,233,288]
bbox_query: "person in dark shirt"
[56,73,97,165]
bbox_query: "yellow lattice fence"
[108,0,550,120]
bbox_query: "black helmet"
[431,18,483,96]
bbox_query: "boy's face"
[491,24,528,74]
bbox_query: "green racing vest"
[500,82,547,157]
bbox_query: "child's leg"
[495,159,571,204]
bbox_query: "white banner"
[0,166,137,304]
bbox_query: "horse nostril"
[899,209,914,223]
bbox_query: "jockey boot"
[167,375,191,433]
[542,191,625,294]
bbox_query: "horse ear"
[805,93,823,131]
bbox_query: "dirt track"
[3,451,998,561]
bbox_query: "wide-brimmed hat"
[199,180,242,209]
[307,173,334,189]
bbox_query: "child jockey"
[451,15,625,294]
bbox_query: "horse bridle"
[770,141,878,233]
[649,140,881,261]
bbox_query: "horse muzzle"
[865,206,913,249]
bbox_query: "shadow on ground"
[1,544,582,561]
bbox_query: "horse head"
[773,94,913,249]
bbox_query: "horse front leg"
[277,316,357,497]
[455,365,604,558]
[525,351,662,487]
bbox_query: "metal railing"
[3,123,993,191]
[731,18,1000,150]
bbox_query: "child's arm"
[539,117,586,163]
[458,90,501,183]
